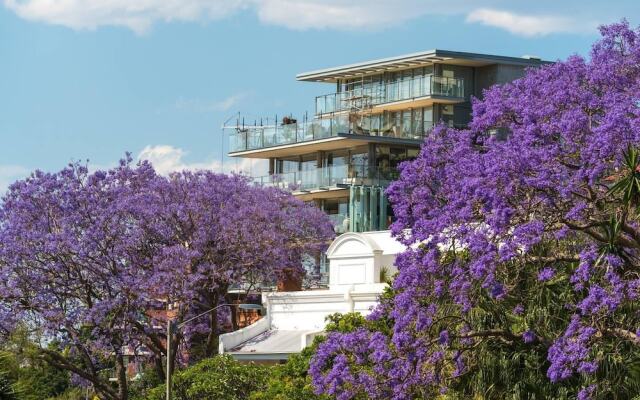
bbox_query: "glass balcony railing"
[252,164,398,193]
[229,116,435,153]
[315,75,464,115]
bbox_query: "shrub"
[145,356,268,400]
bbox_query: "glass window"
[375,145,390,170]
[411,108,423,138]
[407,148,419,159]
[390,147,407,169]
[401,110,412,138]
[400,70,412,99]
[423,106,434,133]
[387,73,399,102]
[325,150,348,167]
[442,105,454,115]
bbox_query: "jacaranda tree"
[310,21,640,400]
[0,157,333,400]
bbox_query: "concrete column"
[269,158,275,175]
[379,187,388,230]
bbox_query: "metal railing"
[252,164,398,193]
[229,116,436,153]
[315,75,464,115]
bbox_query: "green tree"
[145,356,268,400]
[0,352,19,400]
[249,312,374,400]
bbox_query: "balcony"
[315,75,464,115]
[229,115,434,155]
[252,164,398,194]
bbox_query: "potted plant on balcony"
[281,116,297,125]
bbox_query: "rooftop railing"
[315,75,464,115]
[229,115,434,153]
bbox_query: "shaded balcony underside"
[228,133,423,159]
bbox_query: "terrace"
[315,75,464,115]
[228,115,439,156]
[252,163,397,193]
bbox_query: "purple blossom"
[310,21,640,399]
[522,330,536,343]
[538,267,556,282]
[0,158,334,399]
[513,304,525,315]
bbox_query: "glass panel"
[315,74,464,116]
[411,108,423,139]
[401,110,411,138]
[375,145,390,170]
[423,106,434,134]
[399,70,412,99]
[247,128,263,150]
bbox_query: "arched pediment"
[326,232,382,259]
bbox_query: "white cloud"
[0,165,30,195]
[465,8,589,37]
[1,0,471,33]
[1,0,609,36]
[255,0,428,31]
[3,0,247,34]
[137,144,266,176]
[174,92,248,113]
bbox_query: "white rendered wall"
[264,284,387,331]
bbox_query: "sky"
[1,0,639,192]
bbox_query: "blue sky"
[1,0,639,191]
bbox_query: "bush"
[249,312,370,400]
[249,347,327,400]
[145,356,268,400]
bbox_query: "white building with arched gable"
[219,230,405,361]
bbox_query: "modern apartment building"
[226,49,549,234]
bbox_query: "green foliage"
[249,347,328,400]
[0,330,70,400]
[324,312,367,333]
[145,355,268,400]
[608,144,640,206]
[129,364,165,400]
[47,388,87,400]
[0,352,19,400]
[249,312,370,400]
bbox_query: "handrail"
[315,75,464,115]
[228,116,435,153]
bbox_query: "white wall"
[265,284,387,331]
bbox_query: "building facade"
[219,231,405,362]
[227,49,549,235]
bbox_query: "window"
[423,106,434,132]
[411,108,423,138]
[401,110,412,138]
[442,105,454,115]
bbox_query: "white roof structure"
[296,49,551,82]
[219,230,406,361]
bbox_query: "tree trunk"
[204,291,220,357]
[226,293,239,331]
[205,309,219,357]
[115,353,128,400]
[153,355,165,382]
